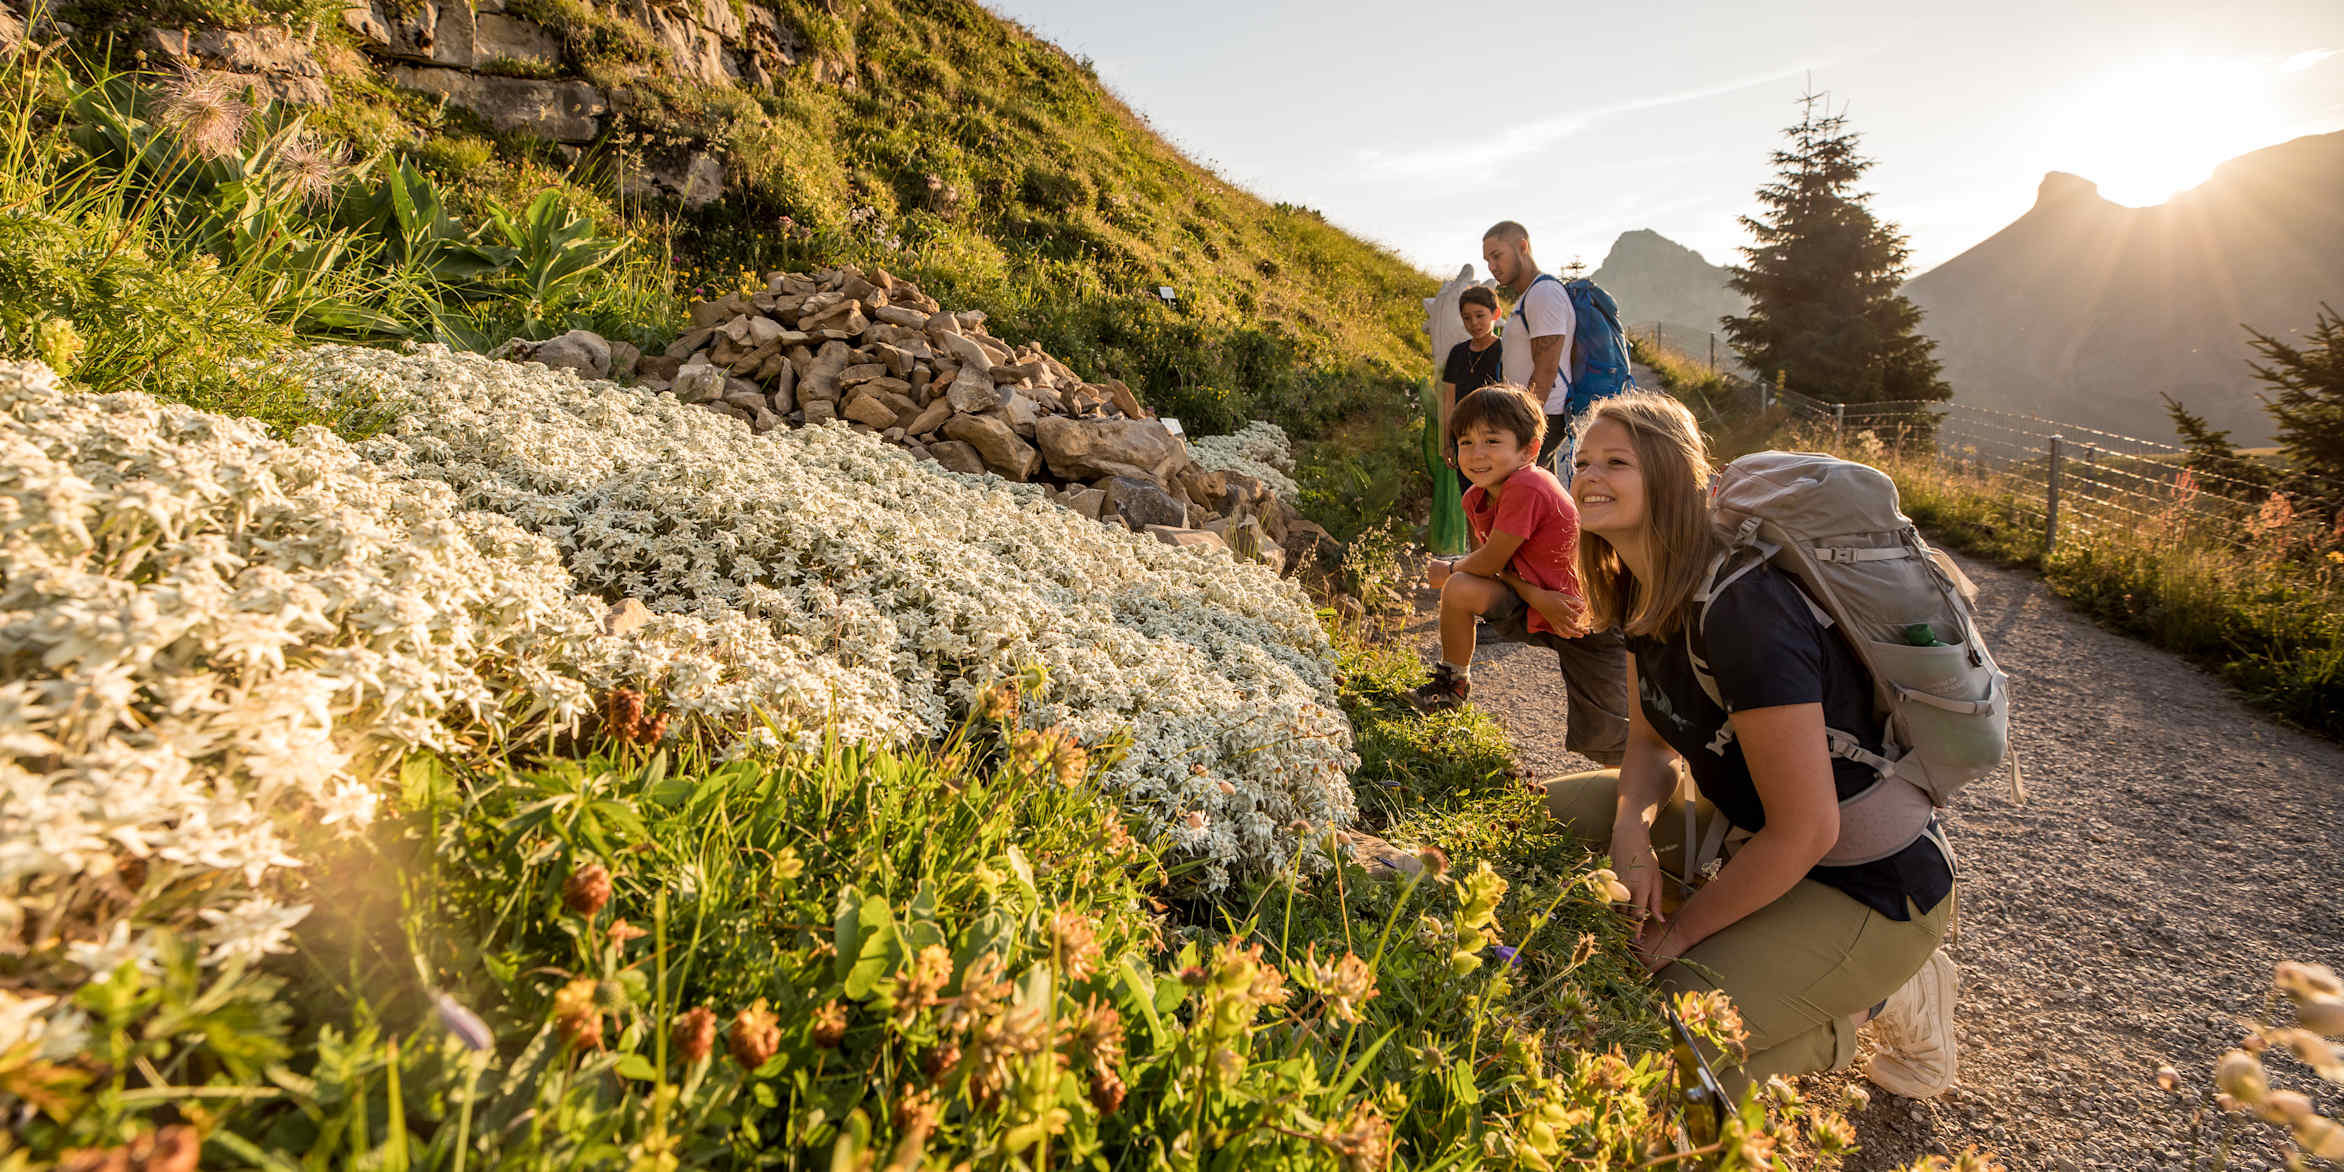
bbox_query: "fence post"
[1656,322,1665,351]
[1833,402,1845,439]
[2045,435,2064,552]
[1708,334,1716,372]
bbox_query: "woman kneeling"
[1551,391,1958,1100]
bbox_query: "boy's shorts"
[1478,588,1631,766]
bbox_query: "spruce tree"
[1723,95,1949,405]
[2248,303,2344,507]
[2161,393,2271,497]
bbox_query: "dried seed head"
[1415,845,1449,877]
[1301,947,1379,1025]
[977,680,1018,722]
[2277,961,2344,1000]
[1087,1069,1127,1115]
[811,999,849,1049]
[892,1085,939,1134]
[2296,1114,2344,1161]
[1049,908,1104,981]
[728,1000,781,1071]
[2296,995,2344,1037]
[2261,1089,2316,1125]
[672,1006,717,1065]
[552,978,603,1050]
[154,69,250,160]
[2214,1049,2268,1103]
[1838,1084,1871,1114]
[273,133,345,203]
[1324,1101,1393,1172]
[563,863,612,918]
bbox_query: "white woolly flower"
[198,897,310,967]
[1187,420,1300,500]
[298,345,1358,888]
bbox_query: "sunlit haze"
[985,1,2344,277]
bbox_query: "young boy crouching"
[1410,385,1589,712]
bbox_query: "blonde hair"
[1575,392,1725,640]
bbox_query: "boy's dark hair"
[1449,384,1547,452]
[1458,286,1499,313]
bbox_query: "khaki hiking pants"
[1544,769,1952,1093]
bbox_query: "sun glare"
[2046,58,2287,206]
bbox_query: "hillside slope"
[1903,131,2344,444]
[31,0,1435,457]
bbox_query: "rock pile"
[507,265,1331,574]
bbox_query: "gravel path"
[1409,550,2344,1170]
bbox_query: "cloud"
[2280,49,2336,74]
[1352,60,1829,179]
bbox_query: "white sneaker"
[1865,949,1959,1098]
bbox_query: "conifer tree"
[2161,393,2271,497]
[1723,95,1948,404]
[2248,303,2344,506]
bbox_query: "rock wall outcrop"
[96,0,810,206]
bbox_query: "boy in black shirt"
[1438,286,1505,479]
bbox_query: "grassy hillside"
[41,0,1439,533]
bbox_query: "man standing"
[1476,218,1629,768]
[1482,220,1576,470]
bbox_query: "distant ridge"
[1590,229,1747,356]
[1902,130,2344,445]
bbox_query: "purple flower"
[435,993,493,1052]
[1489,946,1522,968]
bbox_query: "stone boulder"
[496,329,611,379]
[1104,476,1186,530]
[1033,417,1185,483]
[927,440,987,476]
[387,67,606,142]
[942,414,1039,481]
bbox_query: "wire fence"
[1764,389,2314,554]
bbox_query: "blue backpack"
[1515,273,1638,416]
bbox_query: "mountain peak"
[2035,171,2103,208]
[1604,228,1713,266]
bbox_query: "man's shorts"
[1479,588,1631,766]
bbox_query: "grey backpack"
[1685,450,2021,867]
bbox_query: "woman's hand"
[1609,822,1669,933]
[1635,919,1686,973]
[1425,557,1455,590]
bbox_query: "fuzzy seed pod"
[811,999,849,1049]
[2296,995,2344,1037]
[2296,1114,2344,1161]
[673,1006,717,1065]
[729,1000,781,1071]
[552,978,603,1050]
[563,863,612,918]
[2214,1049,2267,1103]
[1088,1070,1127,1115]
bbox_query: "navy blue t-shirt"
[1627,563,1953,920]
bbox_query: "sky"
[984,1,2344,280]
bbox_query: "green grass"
[45,0,1442,538]
[26,682,1832,1168]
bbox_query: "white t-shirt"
[1500,277,1576,413]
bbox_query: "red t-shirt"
[1462,465,1584,636]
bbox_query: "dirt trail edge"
[1408,549,2344,1172]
